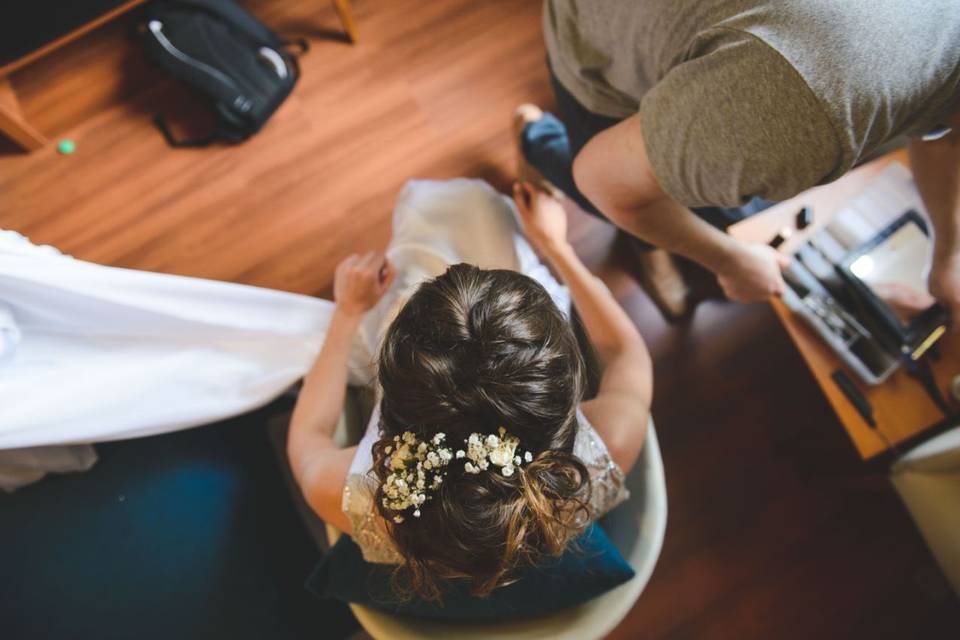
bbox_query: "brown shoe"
[623,238,690,321]
[512,104,564,199]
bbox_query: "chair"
[890,425,960,597]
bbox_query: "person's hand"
[873,282,937,325]
[716,241,790,303]
[928,254,960,329]
[513,182,569,252]
[333,251,396,318]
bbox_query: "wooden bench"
[0,0,358,152]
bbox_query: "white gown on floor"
[0,229,330,490]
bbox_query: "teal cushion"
[306,523,634,621]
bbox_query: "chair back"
[891,426,960,596]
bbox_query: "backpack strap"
[153,115,220,148]
[281,37,310,56]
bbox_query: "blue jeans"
[521,71,770,238]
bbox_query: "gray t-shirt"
[544,0,960,207]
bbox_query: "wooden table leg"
[331,0,359,43]
[0,76,48,151]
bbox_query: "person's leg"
[515,109,581,200]
[519,72,619,221]
[516,71,695,318]
[549,74,621,161]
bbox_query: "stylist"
[518,0,960,321]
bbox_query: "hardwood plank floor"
[2,1,958,637]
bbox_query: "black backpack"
[139,0,306,147]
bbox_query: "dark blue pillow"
[306,523,634,621]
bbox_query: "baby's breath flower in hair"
[382,427,535,524]
[382,431,453,521]
[455,427,533,478]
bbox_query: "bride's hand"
[334,251,396,318]
[513,182,569,252]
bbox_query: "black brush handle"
[831,369,876,428]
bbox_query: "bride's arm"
[287,252,395,532]
[513,184,652,474]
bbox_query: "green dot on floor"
[57,139,76,155]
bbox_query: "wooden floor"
[2,1,958,637]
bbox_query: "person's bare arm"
[909,111,960,326]
[572,113,788,303]
[514,183,651,473]
[287,251,395,532]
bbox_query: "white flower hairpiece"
[382,431,453,523]
[382,427,534,523]
[457,427,533,478]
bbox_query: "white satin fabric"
[0,230,330,450]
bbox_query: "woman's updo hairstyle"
[371,263,591,601]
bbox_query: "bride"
[286,181,652,600]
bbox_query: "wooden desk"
[729,151,960,459]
